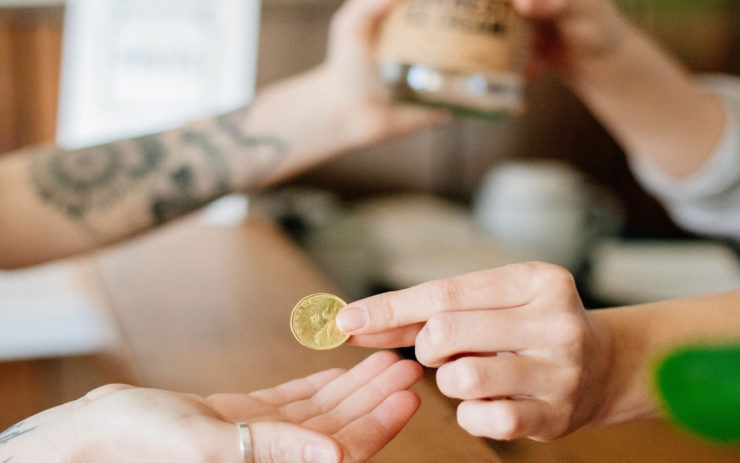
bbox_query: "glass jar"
[377,0,531,119]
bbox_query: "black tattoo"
[149,131,231,224]
[30,135,165,219]
[217,110,286,152]
[0,420,36,446]
[30,105,290,232]
[217,108,289,186]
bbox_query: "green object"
[655,344,740,443]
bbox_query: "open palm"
[4,351,422,463]
[207,350,423,462]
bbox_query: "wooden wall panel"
[0,13,16,153]
[0,7,62,155]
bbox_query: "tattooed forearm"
[28,105,290,236]
[0,420,37,445]
[29,134,167,228]
[217,108,289,186]
[149,131,230,224]
[217,109,286,152]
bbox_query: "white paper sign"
[57,0,261,148]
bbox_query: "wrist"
[254,64,373,159]
[563,18,642,90]
[589,307,661,427]
[311,63,395,149]
[307,64,367,146]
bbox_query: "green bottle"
[655,344,740,443]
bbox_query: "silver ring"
[237,422,254,463]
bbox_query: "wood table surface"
[3,215,739,462]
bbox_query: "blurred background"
[0,0,739,460]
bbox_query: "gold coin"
[290,293,350,350]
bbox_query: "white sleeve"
[628,73,740,243]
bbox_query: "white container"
[474,160,621,271]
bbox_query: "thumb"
[331,0,396,44]
[249,422,343,463]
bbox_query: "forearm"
[0,68,359,268]
[565,22,725,179]
[592,290,740,426]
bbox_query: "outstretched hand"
[209,350,422,462]
[1,351,422,463]
[338,263,615,441]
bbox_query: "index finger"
[337,262,568,336]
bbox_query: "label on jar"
[377,0,529,75]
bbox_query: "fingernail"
[336,306,367,333]
[303,443,338,463]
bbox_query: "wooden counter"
[2,215,739,462]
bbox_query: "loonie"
[290,293,349,350]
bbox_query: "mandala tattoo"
[30,105,290,231]
[30,135,165,219]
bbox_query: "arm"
[0,351,422,463]
[0,0,446,269]
[594,291,740,426]
[336,263,740,440]
[514,0,726,179]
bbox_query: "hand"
[318,0,451,143]
[1,351,422,462]
[337,263,614,441]
[512,0,633,74]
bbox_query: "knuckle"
[381,294,400,328]
[454,358,486,397]
[435,366,454,395]
[424,314,454,350]
[428,278,462,311]
[514,261,549,289]
[554,313,587,347]
[560,365,584,392]
[519,260,552,275]
[83,383,132,401]
[522,262,575,291]
[493,404,524,440]
[416,311,457,366]
[546,266,577,293]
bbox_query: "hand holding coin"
[291,293,350,350]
